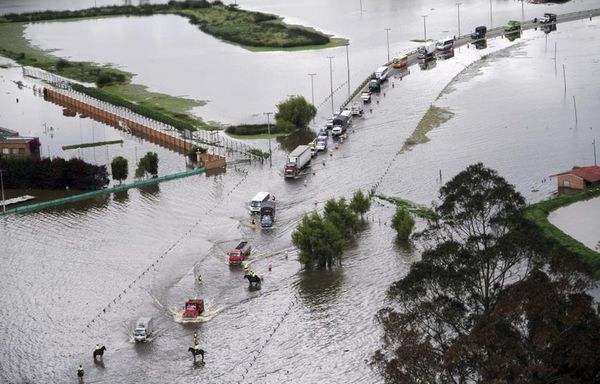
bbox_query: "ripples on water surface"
[1,3,600,384]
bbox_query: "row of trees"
[291,190,371,269]
[0,157,108,190]
[374,163,600,383]
[110,152,158,184]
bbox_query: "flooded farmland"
[1,0,600,383]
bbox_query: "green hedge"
[225,124,284,136]
[525,186,600,276]
[70,84,196,132]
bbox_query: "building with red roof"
[555,166,600,190]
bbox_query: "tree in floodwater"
[135,152,159,179]
[374,163,600,383]
[349,189,371,220]
[391,206,414,240]
[292,211,344,269]
[110,156,128,184]
[323,197,359,239]
[292,193,371,269]
[275,96,316,131]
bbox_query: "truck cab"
[539,13,557,24]
[470,26,487,40]
[504,20,521,32]
[182,299,205,319]
[228,241,251,264]
[259,201,275,228]
[133,317,154,342]
[368,79,381,93]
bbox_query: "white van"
[133,317,154,342]
[436,37,454,51]
[249,192,271,213]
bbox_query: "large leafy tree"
[374,163,600,383]
[110,156,128,184]
[292,212,344,269]
[349,189,371,220]
[275,96,316,131]
[391,206,414,240]
[135,152,159,179]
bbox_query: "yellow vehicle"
[392,54,408,69]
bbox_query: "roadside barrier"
[0,167,205,216]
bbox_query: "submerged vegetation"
[292,191,371,269]
[402,105,454,152]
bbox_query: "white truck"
[418,41,436,60]
[133,317,155,342]
[284,145,312,178]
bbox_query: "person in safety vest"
[193,343,201,352]
[197,275,203,284]
[250,270,257,278]
[243,263,249,275]
[77,365,84,378]
[193,333,199,345]
[95,344,101,351]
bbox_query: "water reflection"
[139,183,160,197]
[505,31,522,42]
[113,189,129,204]
[436,49,455,61]
[297,269,343,309]
[276,128,316,153]
[473,39,488,50]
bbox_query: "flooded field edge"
[526,186,600,276]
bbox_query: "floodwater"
[549,196,600,251]
[16,0,600,124]
[1,1,600,383]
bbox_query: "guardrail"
[0,167,206,216]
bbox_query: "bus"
[249,191,271,214]
[392,54,408,69]
[374,65,391,82]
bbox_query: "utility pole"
[593,139,597,166]
[264,112,273,167]
[421,15,428,41]
[489,0,493,28]
[308,73,316,106]
[0,169,5,213]
[384,28,391,63]
[327,56,335,115]
[359,0,363,13]
[457,3,461,37]
[345,44,351,97]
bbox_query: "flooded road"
[1,1,600,383]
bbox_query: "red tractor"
[182,299,205,319]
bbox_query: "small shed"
[555,166,600,190]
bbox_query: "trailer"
[228,241,252,264]
[284,145,312,178]
[418,41,436,60]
